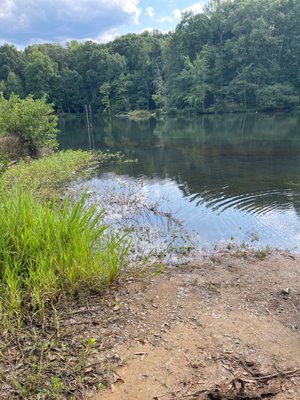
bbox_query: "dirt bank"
[93,251,300,400]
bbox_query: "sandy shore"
[92,251,300,400]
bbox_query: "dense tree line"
[0,0,300,114]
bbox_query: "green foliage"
[0,94,58,154]
[0,153,8,176]
[24,47,58,99]
[1,150,95,199]
[4,71,24,97]
[256,84,299,111]
[177,49,210,110]
[0,0,299,113]
[0,189,128,329]
[100,82,111,114]
[152,66,166,109]
[113,72,130,112]
[0,44,24,83]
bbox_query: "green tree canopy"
[0,0,299,113]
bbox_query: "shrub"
[0,94,58,155]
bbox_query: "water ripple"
[189,188,296,216]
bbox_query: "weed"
[0,149,130,398]
[0,188,129,331]
[1,150,96,199]
[254,245,271,260]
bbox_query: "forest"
[0,0,300,114]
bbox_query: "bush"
[0,94,58,155]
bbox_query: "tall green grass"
[1,150,95,199]
[0,188,128,330]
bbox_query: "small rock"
[281,288,290,296]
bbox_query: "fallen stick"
[237,367,300,383]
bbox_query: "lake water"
[59,113,300,254]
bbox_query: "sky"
[0,0,208,48]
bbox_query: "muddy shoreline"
[1,250,299,399]
[93,251,300,400]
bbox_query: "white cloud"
[60,0,140,23]
[184,2,204,14]
[0,0,141,45]
[0,0,15,19]
[156,16,170,23]
[145,6,155,18]
[141,27,169,35]
[157,1,204,24]
[157,9,179,23]
[142,27,155,33]
[95,29,120,43]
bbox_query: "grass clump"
[1,150,95,199]
[254,245,272,260]
[128,110,154,120]
[0,149,130,397]
[0,188,128,330]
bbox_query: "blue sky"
[0,0,208,47]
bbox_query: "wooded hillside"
[1,0,299,113]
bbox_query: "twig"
[291,303,297,311]
[153,388,182,399]
[239,360,257,376]
[251,368,300,382]
[172,389,209,398]
[230,367,300,386]
[154,388,208,400]
[84,361,103,369]
[16,336,25,361]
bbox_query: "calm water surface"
[60,113,300,252]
